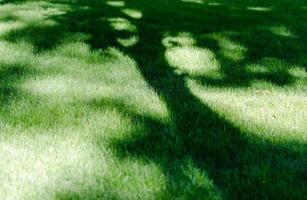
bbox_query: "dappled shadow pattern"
[1,0,307,199]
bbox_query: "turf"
[0,0,306,199]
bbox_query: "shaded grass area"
[0,0,306,199]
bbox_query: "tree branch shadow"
[1,0,306,199]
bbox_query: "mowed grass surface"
[0,0,306,199]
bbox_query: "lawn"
[0,0,306,199]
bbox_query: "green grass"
[0,0,306,199]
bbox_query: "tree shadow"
[1,0,306,199]
[0,63,28,107]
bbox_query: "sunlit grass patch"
[188,79,307,144]
[163,33,221,77]
[269,25,296,38]
[0,41,35,65]
[246,6,272,12]
[207,33,247,61]
[117,35,139,47]
[165,46,221,77]
[0,127,107,200]
[0,2,45,22]
[207,2,221,6]
[0,21,25,36]
[162,32,196,47]
[171,158,222,200]
[101,158,166,200]
[181,0,204,4]
[288,66,307,79]
[107,17,137,32]
[122,8,142,19]
[0,1,69,23]
[105,0,125,7]
[0,117,166,199]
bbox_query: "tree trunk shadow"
[112,27,307,198]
